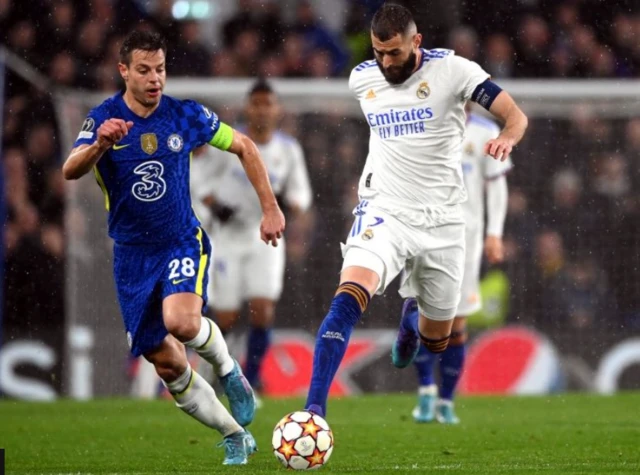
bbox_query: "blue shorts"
[113,227,211,356]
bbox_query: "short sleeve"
[449,55,491,102]
[73,106,109,148]
[183,100,220,148]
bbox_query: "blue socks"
[413,345,436,386]
[406,297,465,401]
[305,282,370,416]
[414,342,466,400]
[439,343,465,401]
[245,326,271,388]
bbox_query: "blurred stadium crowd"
[2,0,640,344]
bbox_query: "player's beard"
[377,50,417,85]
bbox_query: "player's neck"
[122,90,161,118]
[247,126,274,145]
[412,48,423,74]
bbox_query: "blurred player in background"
[62,31,285,465]
[191,79,312,401]
[410,110,512,424]
[303,3,527,418]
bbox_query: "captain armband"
[471,79,503,111]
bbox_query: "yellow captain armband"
[208,122,234,151]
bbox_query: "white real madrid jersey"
[191,131,312,230]
[461,113,513,233]
[349,49,490,210]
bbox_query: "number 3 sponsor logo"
[131,161,166,202]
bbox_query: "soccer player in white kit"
[191,79,312,393]
[409,111,512,425]
[303,4,527,418]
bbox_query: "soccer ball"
[272,411,334,470]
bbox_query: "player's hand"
[484,235,504,264]
[260,206,285,247]
[484,136,513,162]
[96,119,134,150]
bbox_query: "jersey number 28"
[168,258,196,280]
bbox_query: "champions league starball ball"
[272,411,334,470]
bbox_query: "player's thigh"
[113,243,168,357]
[456,231,484,317]
[342,204,408,295]
[211,238,244,311]
[409,223,466,321]
[245,236,286,301]
[162,227,212,304]
[162,292,204,339]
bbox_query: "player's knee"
[418,331,451,354]
[449,330,467,346]
[164,311,201,341]
[215,311,240,332]
[249,300,275,328]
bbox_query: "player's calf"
[146,338,251,458]
[183,316,235,376]
[178,316,256,426]
[305,280,371,416]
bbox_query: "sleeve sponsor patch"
[77,131,94,139]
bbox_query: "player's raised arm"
[63,118,133,180]
[225,127,285,247]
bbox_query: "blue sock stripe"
[337,281,371,311]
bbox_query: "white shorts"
[209,226,286,310]
[341,200,465,321]
[456,229,483,316]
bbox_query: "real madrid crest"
[362,229,374,241]
[416,81,431,100]
[141,133,158,155]
[167,134,184,152]
[464,142,475,155]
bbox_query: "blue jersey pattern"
[74,93,220,244]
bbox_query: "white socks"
[164,365,241,437]
[184,317,235,377]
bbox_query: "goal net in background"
[55,79,640,397]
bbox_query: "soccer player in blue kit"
[62,31,285,466]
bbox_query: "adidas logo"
[365,89,376,100]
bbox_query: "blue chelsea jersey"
[73,93,221,244]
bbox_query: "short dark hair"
[119,30,167,65]
[249,78,275,96]
[371,3,416,41]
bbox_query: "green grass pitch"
[1,393,639,474]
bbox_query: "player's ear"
[118,62,128,81]
[412,33,422,49]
